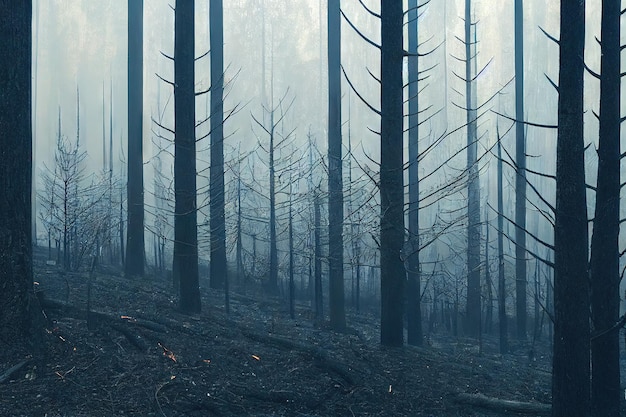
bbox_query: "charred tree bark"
[465,0,481,339]
[289,180,295,320]
[514,0,527,340]
[590,0,620,415]
[0,0,37,353]
[328,0,346,332]
[268,116,278,293]
[314,191,323,320]
[497,132,508,354]
[380,0,405,346]
[552,0,589,415]
[209,0,227,290]
[126,0,145,277]
[406,0,423,347]
[174,0,201,314]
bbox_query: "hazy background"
[32,0,624,305]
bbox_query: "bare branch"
[341,65,381,115]
[340,9,381,50]
[195,49,210,62]
[492,110,558,129]
[155,73,174,87]
[356,0,380,19]
[539,25,559,45]
[584,62,601,80]
[160,51,174,61]
[545,74,559,93]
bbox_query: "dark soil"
[0,252,604,416]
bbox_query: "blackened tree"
[380,0,405,347]
[552,0,589,415]
[513,0,527,340]
[406,0,422,347]
[589,0,620,415]
[175,0,201,314]
[210,0,227,290]
[496,127,508,354]
[463,0,481,339]
[126,0,145,277]
[0,0,38,352]
[327,0,346,332]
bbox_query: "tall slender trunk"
[174,0,200,314]
[314,192,323,320]
[289,178,295,319]
[32,0,39,247]
[210,0,226,290]
[268,119,278,292]
[590,0,620,415]
[236,158,243,282]
[465,0,481,339]
[485,213,493,334]
[126,0,144,277]
[514,0,527,340]
[406,0,422,346]
[497,130,508,353]
[328,0,345,331]
[380,0,405,346]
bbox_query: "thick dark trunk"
[174,0,200,314]
[126,0,145,277]
[0,0,35,352]
[210,0,227,290]
[406,0,422,347]
[380,0,405,347]
[590,0,620,415]
[552,0,589,415]
[328,0,345,332]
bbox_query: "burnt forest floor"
[1,250,625,417]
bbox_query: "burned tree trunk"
[464,0,481,339]
[209,0,227,290]
[328,0,346,332]
[590,0,620,415]
[514,0,527,341]
[0,0,37,352]
[406,0,423,347]
[126,0,145,277]
[380,0,405,346]
[174,0,201,314]
[552,0,589,415]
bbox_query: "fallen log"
[455,392,551,415]
[0,360,30,384]
[241,330,357,385]
[110,323,150,352]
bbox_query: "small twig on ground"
[155,378,174,417]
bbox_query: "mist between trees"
[3,1,625,416]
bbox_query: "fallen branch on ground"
[455,392,550,415]
[241,330,358,385]
[0,360,30,384]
